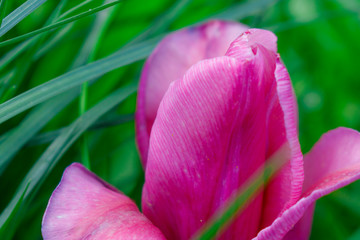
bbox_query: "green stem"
[79,82,89,114]
[77,0,119,170]
[79,82,90,169]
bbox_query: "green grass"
[0,0,359,239]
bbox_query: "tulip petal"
[227,29,304,226]
[254,127,360,240]
[42,163,165,240]
[136,20,248,165]
[226,28,278,62]
[142,28,281,239]
[260,60,303,227]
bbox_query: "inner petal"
[143,54,275,239]
[226,29,304,228]
[136,20,248,165]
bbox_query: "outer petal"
[142,30,280,239]
[227,29,304,227]
[42,163,165,240]
[260,59,303,227]
[136,20,248,165]
[254,127,360,240]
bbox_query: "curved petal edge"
[42,163,165,240]
[254,127,360,240]
[136,20,248,166]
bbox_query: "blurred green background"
[0,0,359,239]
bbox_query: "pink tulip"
[42,20,360,240]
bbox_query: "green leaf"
[127,0,192,45]
[330,190,360,217]
[0,0,123,47]
[0,69,14,98]
[0,0,278,123]
[0,84,136,229]
[57,0,94,19]
[0,0,48,37]
[0,89,80,175]
[192,144,290,240]
[349,228,360,240]
[0,0,72,102]
[25,113,133,146]
[0,23,73,71]
[0,0,8,24]
[46,0,69,23]
[209,0,278,21]
[75,0,119,170]
[34,24,74,60]
[0,39,34,69]
[0,180,30,240]
[0,36,159,124]
[80,81,91,169]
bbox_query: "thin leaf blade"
[0,0,48,37]
[0,88,80,175]
[0,0,123,47]
[0,84,136,229]
[0,36,159,124]
[0,181,31,240]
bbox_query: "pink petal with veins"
[255,127,360,240]
[227,29,304,227]
[142,29,294,240]
[136,20,248,165]
[42,163,165,240]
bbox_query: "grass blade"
[330,190,360,217]
[0,39,34,69]
[0,0,284,124]
[0,36,159,124]
[0,84,136,229]
[191,144,289,240]
[0,0,48,37]
[0,0,72,102]
[57,0,93,19]
[0,181,30,240]
[0,89,80,175]
[79,81,91,168]
[34,24,74,60]
[0,70,14,98]
[26,113,133,146]
[0,0,123,47]
[75,0,116,169]
[0,1,72,70]
[0,25,73,71]
[0,0,8,24]
[349,228,360,240]
[127,0,192,45]
[207,0,277,21]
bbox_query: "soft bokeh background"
[0,0,359,239]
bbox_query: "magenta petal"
[226,28,278,61]
[254,127,360,240]
[135,20,248,165]
[42,163,165,240]
[142,32,281,239]
[227,29,304,227]
[260,60,303,227]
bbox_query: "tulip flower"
[42,20,360,240]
